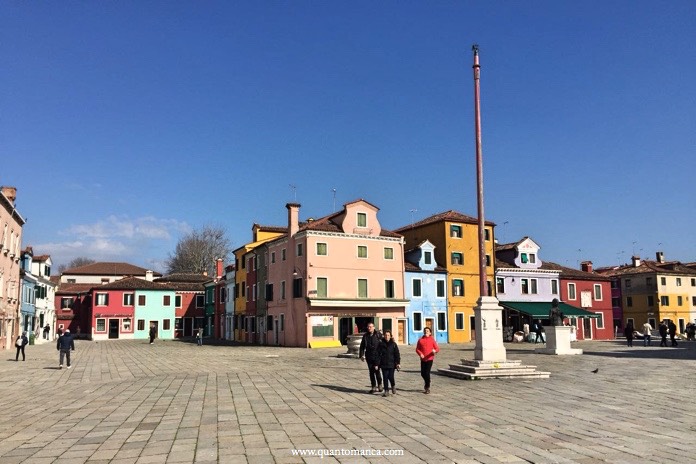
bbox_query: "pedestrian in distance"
[416,326,439,394]
[149,324,157,344]
[15,332,28,361]
[534,320,545,344]
[196,328,203,346]
[43,323,50,340]
[359,322,383,393]
[659,321,668,347]
[57,329,75,369]
[376,330,400,397]
[642,321,653,346]
[668,320,678,347]
[624,322,634,347]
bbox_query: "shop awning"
[500,301,600,319]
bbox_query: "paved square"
[2,338,695,463]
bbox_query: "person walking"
[624,322,634,347]
[659,321,668,347]
[416,326,439,394]
[57,329,75,369]
[149,324,157,344]
[534,320,545,344]
[642,321,653,346]
[376,330,400,397]
[196,328,203,346]
[668,320,678,347]
[43,324,50,340]
[15,332,28,361]
[359,322,383,393]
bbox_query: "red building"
[544,261,614,340]
[54,283,93,338]
[154,273,206,338]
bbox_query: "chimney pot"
[286,203,301,237]
[145,270,154,282]
[1,186,17,205]
[581,261,593,273]
[656,251,664,263]
[631,255,641,267]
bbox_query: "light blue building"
[20,249,37,336]
[133,288,176,340]
[404,240,448,345]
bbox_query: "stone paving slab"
[1,338,695,463]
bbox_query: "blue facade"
[20,252,37,336]
[404,240,448,345]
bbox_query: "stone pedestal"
[473,296,507,362]
[337,334,362,358]
[535,326,583,355]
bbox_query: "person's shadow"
[43,367,62,370]
[311,384,371,394]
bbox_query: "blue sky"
[2,1,695,272]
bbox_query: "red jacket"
[416,335,439,362]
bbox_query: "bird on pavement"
[591,368,599,373]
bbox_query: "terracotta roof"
[155,273,210,283]
[343,198,380,210]
[252,224,288,233]
[32,255,51,262]
[540,262,612,281]
[404,260,447,273]
[298,210,402,238]
[394,210,495,233]
[162,282,206,292]
[596,260,696,277]
[495,238,527,252]
[56,283,95,295]
[97,277,173,291]
[62,262,162,277]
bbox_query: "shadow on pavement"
[312,384,372,394]
[582,348,695,360]
[42,367,62,370]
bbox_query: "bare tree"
[167,225,232,276]
[58,257,96,274]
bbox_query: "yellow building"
[395,211,495,343]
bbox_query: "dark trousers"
[626,337,633,347]
[660,335,667,347]
[381,368,395,390]
[535,332,545,343]
[150,335,155,344]
[421,360,433,389]
[59,349,71,367]
[15,346,25,361]
[368,363,382,387]
[670,334,677,346]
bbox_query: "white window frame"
[316,242,328,256]
[450,224,462,238]
[451,252,463,265]
[436,279,446,298]
[595,312,604,329]
[521,278,530,295]
[96,318,106,332]
[567,283,577,300]
[122,293,134,306]
[383,247,394,260]
[593,284,602,300]
[357,245,368,259]
[357,212,367,228]
[530,278,538,294]
[452,279,463,297]
[95,293,108,306]
[412,278,423,298]
[436,311,447,332]
[316,277,328,298]
[357,278,368,298]
[551,279,559,295]
[676,277,682,286]
[384,279,395,299]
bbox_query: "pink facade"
[1,186,24,349]
[266,200,407,347]
[91,289,136,340]
[559,278,613,340]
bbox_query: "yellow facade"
[399,218,495,343]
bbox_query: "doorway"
[108,319,120,339]
[397,319,406,344]
[470,316,476,341]
[425,318,434,332]
[583,318,592,340]
[274,319,279,345]
[183,317,193,337]
[339,318,353,345]
[149,321,159,339]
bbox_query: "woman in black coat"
[376,330,401,397]
[624,322,634,347]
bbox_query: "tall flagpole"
[472,44,487,298]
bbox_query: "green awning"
[500,301,600,319]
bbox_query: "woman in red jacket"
[415,326,439,394]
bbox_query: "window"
[96,319,106,332]
[316,278,327,298]
[551,279,558,295]
[595,313,604,329]
[455,313,464,330]
[195,295,204,308]
[451,252,463,265]
[297,243,303,257]
[677,296,683,306]
[692,296,696,306]
[121,293,134,306]
[647,295,654,306]
[436,280,445,298]
[123,319,131,331]
[175,295,182,308]
[660,277,666,285]
[496,277,505,294]
[138,295,146,306]
[357,212,367,227]
[612,297,620,307]
[163,319,171,330]
[252,284,256,301]
[279,314,285,331]
[413,312,423,331]
[450,225,462,238]
[660,296,669,306]
[691,278,696,287]
[358,279,368,298]
[357,246,368,259]
[137,320,145,331]
[266,283,274,301]
[292,278,303,298]
[271,252,276,264]
[485,255,491,266]
[385,280,395,298]
[568,283,577,300]
[382,318,392,333]
[412,279,422,297]
[646,277,652,286]
[593,284,602,300]
[676,278,682,286]
[316,243,327,256]
[626,296,633,307]
[163,295,171,306]
[280,281,286,299]
[452,279,463,296]
[484,229,490,241]
[521,253,528,264]
[281,249,286,261]
[521,279,529,294]
[384,247,394,260]
[437,312,447,331]
[625,279,631,288]
[530,279,538,294]
[95,293,109,306]
[611,280,618,289]
[424,251,432,265]
[61,297,74,309]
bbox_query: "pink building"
[265,200,408,348]
[1,186,25,349]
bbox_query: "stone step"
[445,364,540,375]
[438,368,551,380]
[458,359,523,368]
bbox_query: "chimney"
[145,270,154,282]
[656,251,664,263]
[1,186,17,205]
[286,203,301,237]
[216,258,223,280]
[581,261,593,273]
[631,255,641,267]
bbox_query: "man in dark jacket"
[57,329,75,369]
[149,325,157,344]
[359,322,382,393]
[659,321,668,347]
[668,320,678,346]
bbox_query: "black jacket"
[377,339,401,369]
[359,330,382,363]
[668,322,677,336]
[57,333,75,351]
[659,324,668,336]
